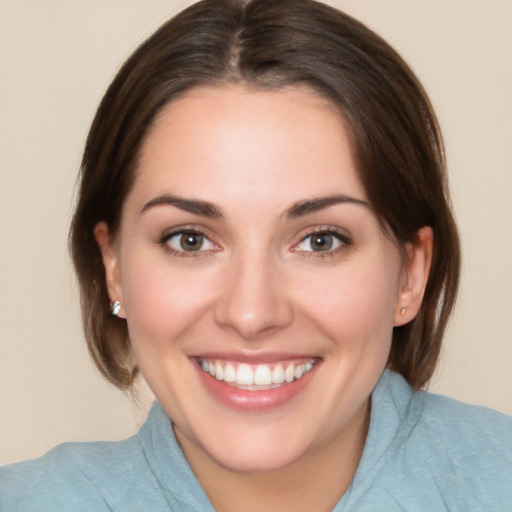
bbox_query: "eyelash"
[158,226,352,259]
[159,227,218,258]
[292,227,352,258]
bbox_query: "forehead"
[132,85,366,210]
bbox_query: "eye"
[162,229,216,254]
[293,229,351,254]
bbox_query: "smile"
[197,358,316,390]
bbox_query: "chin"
[203,435,312,474]
[175,410,335,476]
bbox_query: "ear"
[393,226,433,326]
[94,222,126,319]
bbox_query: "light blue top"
[1,370,511,511]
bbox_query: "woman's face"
[98,85,424,473]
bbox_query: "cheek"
[119,252,216,345]
[293,258,400,344]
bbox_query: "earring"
[110,300,122,317]
[400,307,407,317]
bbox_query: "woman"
[1,0,510,510]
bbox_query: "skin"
[96,85,432,512]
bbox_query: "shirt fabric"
[1,370,511,511]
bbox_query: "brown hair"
[70,0,460,391]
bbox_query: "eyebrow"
[140,194,224,219]
[283,194,370,219]
[140,193,369,220]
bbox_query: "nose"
[213,251,294,340]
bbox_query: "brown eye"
[163,230,215,253]
[180,233,204,251]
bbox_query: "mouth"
[196,357,317,390]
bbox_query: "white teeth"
[271,364,285,384]
[224,364,236,383]
[285,363,295,383]
[236,364,254,385]
[214,361,224,381]
[199,358,316,388]
[254,365,272,385]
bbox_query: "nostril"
[213,290,294,340]
[212,256,294,339]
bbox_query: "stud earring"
[400,307,407,316]
[110,300,122,317]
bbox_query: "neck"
[176,399,370,512]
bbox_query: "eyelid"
[290,226,352,255]
[159,225,221,257]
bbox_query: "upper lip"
[192,351,320,364]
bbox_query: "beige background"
[1,0,511,465]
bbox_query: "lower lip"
[194,360,318,412]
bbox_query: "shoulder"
[417,385,512,450]
[0,402,211,512]
[410,384,512,477]
[0,424,178,512]
[0,436,143,511]
[378,370,512,455]
[416,390,512,509]
[372,372,512,510]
